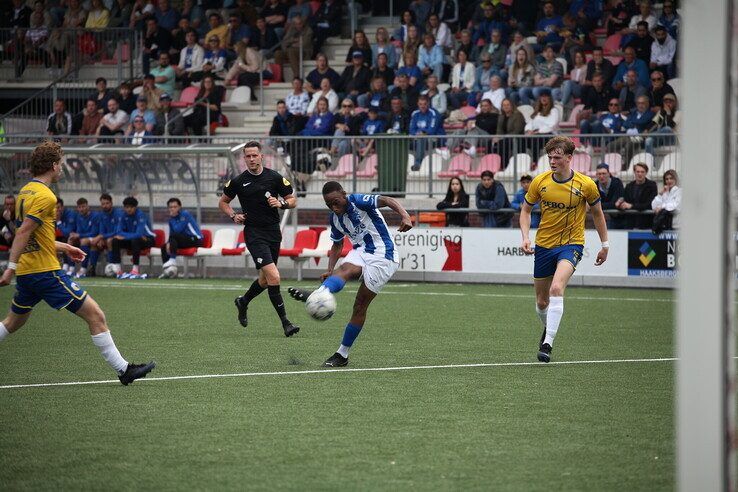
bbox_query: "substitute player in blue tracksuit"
[409,95,445,169]
[55,197,78,274]
[161,197,203,271]
[109,196,155,278]
[72,197,101,278]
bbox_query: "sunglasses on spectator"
[342,104,353,108]
[608,103,619,106]
[651,76,663,81]
[482,59,491,63]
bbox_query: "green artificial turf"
[0,279,674,490]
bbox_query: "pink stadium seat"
[356,154,378,178]
[460,105,477,119]
[269,63,282,82]
[467,153,502,178]
[571,153,591,174]
[171,86,199,108]
[438,153,473,177]
[559,104,585,129]
[602,153,623,176]
[603,34,622,55]
[325,154,356,177]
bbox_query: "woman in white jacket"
[651,169,681,233]
[448,49,476,109]
[306,76,339,114]
[524,92,559,159]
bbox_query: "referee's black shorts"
[244,227,281,269]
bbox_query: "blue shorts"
[12,270,88,315]
[533,244,584,279]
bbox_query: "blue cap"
[352,50,364,58]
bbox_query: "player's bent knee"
[549,284,565,297]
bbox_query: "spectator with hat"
[127,115,155,144]
[127,95,157,134]
[336,51,372,104]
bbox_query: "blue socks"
[89,250,99,270]
[80,245,91,268]
[341,323,362,348]
[322,275,346,294]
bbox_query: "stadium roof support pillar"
[678,0,735,489]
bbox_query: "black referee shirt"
[223,168,294,230]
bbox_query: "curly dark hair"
[30,141,63,177]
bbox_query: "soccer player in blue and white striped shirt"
[289,181,413,367]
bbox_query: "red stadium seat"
[178,229,211,257]
[467,153,502,178]
[438,153,473,178]
[603,34,622,55]
[339,236,353,257]
[222,230,246,255]
[280,229,318,257]
[269,63,283,82]
[171,86,199,108]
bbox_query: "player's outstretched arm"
[0,218,39,286]
[219,193,245,225]
[590,201,610,266]
[378,196,413,232]
[55,241,87,263]
[519,201,534,255]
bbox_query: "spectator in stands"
[92,77,114,114]
[585,46,614,88]
[176,29,204,86]
[155,93,184,138]
[594,163,624,227]
[336,51,372,104]
[495,98,526,150]
[506,47,535,105]
[141,73,163,110]
[644,93,679,155]
[370,53,395,92]
[330,98,361,157]
[205,13,228,48]
[386,96,410,134]
[456,29,479,63]
[625,21,653,64]
[607,95,654,167]
[295,96,334,179]
[511,174,540,228]
[561,50,587,106]
[625,0,657,34]
[46,99,72,138]
[422,74,447,116]
[410,0,432,28]
[519,45,563,105]
[261,0,288,37]
[345,29,372,66]
[446,49,473,109]
[357,107,385,157]
[160,197,202,274]
[472,3,504,46]
[372,27,398,68]
[150,52,176,96]
[524,92,559,158]
[615,162,657,229]
[307,77,339,114]
[63,0,87,30]
[433,0,458,29]
[225,13,252,54]
[657,1,680,39]
[310,0,341,58]
[393,10,420,44]
[651,169,680,234]
[443,98,497,158]
[534,1,564,52]
[143,17,172,75]
[172,18,192,62]
[183,74,222,136]
[559,13,591,65]
[618,69,647,113]
[305,53,340,93]
[471,52,495,105]
[10,0,32,28]
[650,25,677,79]
[193,35,227,81]
[269,100,296,152]
[97,98,129,142]
[580,97,625,151]
[276,14,312,80]
[286,0,310,28]
[436,177,469,227]
[109,0,133,28]
[397,51,422,88]
[401,24,422,61]
[418,33,444,82]
[0,195,16,249]
[86,0,110,28]
[56,198,78,274]
[116,82,137,114]
[225,41,262,100]
[648,69,675,110]
[605,0,632,36]
[481,29,507,80]
[181,0,205,36]
[409,94,444,169]
[508,31,534,67]
[130,0,154,29]
[427,13,452,51]
[285,77,310,128]
[80,99,103,142]
[17,12,49,79]
[45,28,69,77]
[478,75,505,113]
[127,95,156,134]
[613,46,650,91]
[110,196,156,278]
[358,76,391,115]
[577,73,615,139]
[475,170,511,228]
[390,73,420,114]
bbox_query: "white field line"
[69,280,674,303]
[0,357,677,390]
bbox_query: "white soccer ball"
[305,288,337,321]
[164,264,178,278]
[104,263,118,277]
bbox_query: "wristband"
[7,261,17,270]
[601,241,610,249]
[279,198,288,210]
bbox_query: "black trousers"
[161,233,202,262]
[111,237,155,265]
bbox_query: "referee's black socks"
[267,285,289,324]
[243,279,266,304]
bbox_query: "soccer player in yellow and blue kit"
[520,136,610,363]
[0,141,155,385]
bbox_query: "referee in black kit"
[219,140,300,337]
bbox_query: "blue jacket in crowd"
[169,210,202,240]
[75,211,101,238]
[409,107,444,136]
[116,208,155,240]
[623,109,655,134]
[99,208,124,239]
[361,118,386,135]
[511,188,541,228]
[56,208,77,236]
[300,112,335,136]
[599,112,626,134]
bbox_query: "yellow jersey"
[524,170,600,249]
[15,180,60,276]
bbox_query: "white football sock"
[337,344,350,358]
[536,305,548,328]
[91,331,128,374]
[543,296,564,346]
[0,322,9,342]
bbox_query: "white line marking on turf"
[0,357,677,390]
[75,280,674,303]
